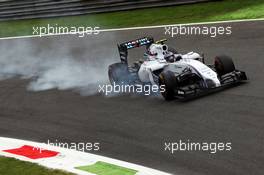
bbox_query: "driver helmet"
[145,44,168,61]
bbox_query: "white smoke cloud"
[0,37,117,95]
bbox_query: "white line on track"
[0,18,263,40]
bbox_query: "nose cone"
[206,78,221,88]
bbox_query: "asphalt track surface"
[0,21,264,175]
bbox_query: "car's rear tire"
[159,71,177,101]
[108,63,129,85]
[214,55,235,76]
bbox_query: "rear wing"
[118,36,154,64]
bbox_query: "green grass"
[0,0,264,38]
[0,157,75,175]
[76,161,137,175]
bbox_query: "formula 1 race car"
[108,36,247,100]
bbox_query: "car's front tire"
[159,71,177,101]
[214,55,235,76]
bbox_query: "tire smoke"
[0,38,116,96]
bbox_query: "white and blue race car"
[108,36,247,100]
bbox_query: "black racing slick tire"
[108,63,129,85]
[214,55,236,76]
[159,71,176,101]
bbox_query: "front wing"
[174,70,247,100]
